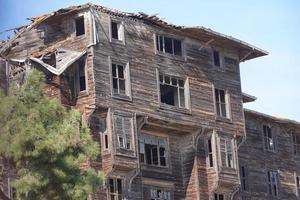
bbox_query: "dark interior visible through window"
[213,50,220,67]
[75,16,85,36]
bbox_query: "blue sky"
[0,0,299,121]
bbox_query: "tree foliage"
[0,70,103,200]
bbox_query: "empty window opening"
[111,21,123,41]
[156,35,182,56]
[225,139,234,168]
[240,166,248,191]
[112,63,129,96]
[214,193,224,200]
[297,176,300,189]
[69,59,86,98]
[109,178,122,200]
[139,135,167,167]
[263,125,275,151]
[160,74,186,108]
[207,138,214,167]
[42,52,56,67]
[292,132,300,156]
[75,17,85,36]
[150,189,171,200]
[215,88,228,118]
[267,171,278,197]
[213,50,221,67]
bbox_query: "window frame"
[71,58,88,98]
[109,57,132,101]
[214,193,224,200]
[206,133,216,169]
[213,87,231,120]
[240,165,249,192]
[211,48,224,69]
[218,136,236,169]
[108,178,123,200]
[263,124,275,152]
[109,18,125,44]
[139,133,169,168]
[267,170,279,197]
[149,188,171,200]
[158,72,190,110]
[292,131,300,156]
[155,34,183,57]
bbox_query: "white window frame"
[267,170,279,197]
[214,87,231,119]
[225,139,234,168]
[219,136,236,169]
[108,178,123,200]
[109,57,131,100]
[155,34,183,57]
[263,124,275,152]
[158,73,190,109]
[109,18,125,44]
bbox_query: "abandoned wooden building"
[0,3,299,200]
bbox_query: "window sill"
[159,104,191,115]
[110,38,125,46]
[215,116,232,124]
[156,51,186,62]
[112,94,132,102]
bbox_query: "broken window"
[263,125,275,151]
[267,171,278,197]
[75,16,85,36]
[156,35,182,56]
[213,50,221,67]
[159,74,187,108]
[72,59,86,97]
[207,137,214,167]
[114,113,133,150]
[111,21,124,41]
[111,62,130,97]
[149,188,171,200]
[215,88,228,118]
[139,134,168,167]
[240,166,248,191]
[214,193,224,200]
[220,138,235,168]
[292,132,300,156]
[109,178,122,200]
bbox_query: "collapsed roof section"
[0,3,267,62]
[30,48,86,75]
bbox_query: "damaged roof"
[0,3,268,61]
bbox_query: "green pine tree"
[0,69,103,200]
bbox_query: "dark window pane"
[160,85,175,106]
[164,37,173,54]
[159,147,166,166]
[171,78,177,86]
[159,36,164,52]
[113,78,118,90]
[219,194,224,200]
[117,179,122,194]
[109,179,115,193]
[119,79,126,93]
[105,134,108,149]
[145,144,152,165]
[112,64,117,77]
[178,79,184,87]
[165,76,170,84]
[111,22,119,40]
[209,154,213,167]
[213,50,220,67]
[159,74,164,83]
[208,139,212,152]
[174,39,182,56]
[117,65,124,78]
[215,89,220,102]
[220,90,225,103]
[76,17,85,36]
[221,103,227,117]
[78,60,86,91]
[152,147,158,165]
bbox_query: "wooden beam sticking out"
[240,49,254,62]
[198,38,214,51]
